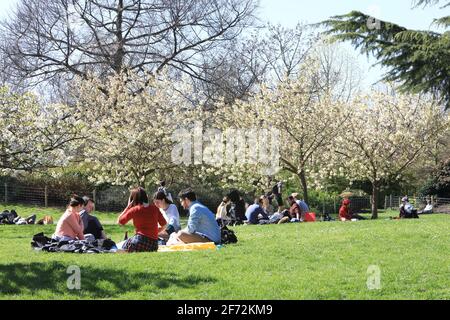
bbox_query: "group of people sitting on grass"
[216,186,314,225]
[52,187,221,253]
[37,181,438,253]
[0,209,53,225]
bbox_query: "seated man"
[80,196,106,240]
[399,196,419,219]
[168,188,221,245]
[245,198,269,225]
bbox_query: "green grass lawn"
[0,203,449,300]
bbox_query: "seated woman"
[261,195,274,216]
[216,196,231,226]
[245,198,270,225]
[339,199,366,221]
[52,195,85,241]
[118,187,167,252]
[153,191,181,241]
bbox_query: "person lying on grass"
[167,188,221,245]
[338,199,366,221]
[118,187,167,253]
[52,195,86,242]
[153,191,181,241]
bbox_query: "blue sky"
[0,0,447,88]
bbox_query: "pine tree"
[320,0,450,109]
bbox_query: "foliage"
[72,71,202,187]
[320,1,450,108]
[0,86,84,172]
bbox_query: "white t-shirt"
[160,204,181,231]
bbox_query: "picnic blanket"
[157,242,217,252]
[31,233,117,254]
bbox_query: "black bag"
[221,226,238,244]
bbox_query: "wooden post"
[390,195,393,209]
[333,197,336,214]
[4,183,7,203]
[384,196,387,211]
[93,189,97,203]
[44,186,48,208]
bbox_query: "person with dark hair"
[117,187,167,252]
[272,181,284,212]
[278,196,301,224]
[153,191,181,240]
[168,188,221,245]
[157,180,173,202]
[80,196,106,240]
[52,195,86,241]
[227,189,246,225]
[245,197,270,225]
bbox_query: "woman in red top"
[339,199,353,221]
[118,187,167,252]
[339,199,367,221]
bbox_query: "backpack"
[220,225,238,244]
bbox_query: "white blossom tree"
[0,86,84,172]
[331,91,449,219]
[217,61,346,202]
[72,71,202,187]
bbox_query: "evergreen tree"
[320,0,450,109]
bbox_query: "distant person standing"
[272,181,284,212]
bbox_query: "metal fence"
[1,182,449,215]
[0,182,120,212]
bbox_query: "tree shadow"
[0,262,216,298]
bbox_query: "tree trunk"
[113,0,125,73]
[298,170,309,204]
[371,182,379,219]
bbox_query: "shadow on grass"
[0,262,216,298]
